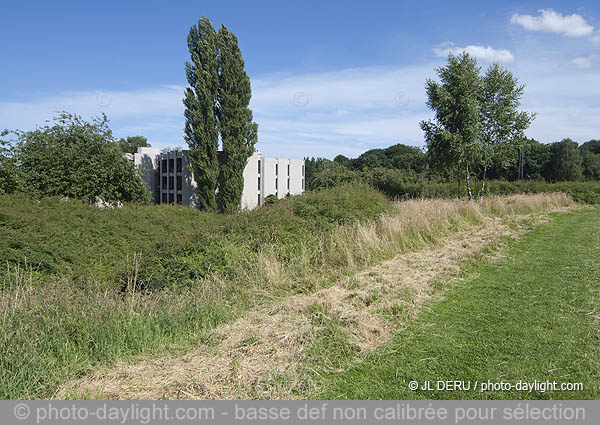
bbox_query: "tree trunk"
[479,165,487,198]
[465,163,473,200]
[457,167,461,200]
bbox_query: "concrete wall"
[132,147,159,203]
[132,148,303,210]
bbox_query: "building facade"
[130,147,304,210]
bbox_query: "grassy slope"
[314,207,600,399]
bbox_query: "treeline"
[304,138,600,203]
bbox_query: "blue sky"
[1,1,600,158]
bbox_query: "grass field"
[313,207,600,399]
[0,188,585,399]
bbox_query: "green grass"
[313,207,600,399]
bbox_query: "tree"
[117,136,149,154]
[183,17,220,211]
[216,25,258,213]
[14,112,149,203]
[544,139,583,182]
[421,53,482,199]
[0,130,21,194]
[580,140,600,181]
[478,64,535,194]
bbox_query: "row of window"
[257,160,303,177]
[161,192,183,205]
[161,157,183,173]
[161,175,183,191]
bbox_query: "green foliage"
[479,63,535,182]
[580,140,600,181]
[304,157,332,190]
[545,138,583,182]
[184,17,220,211]
[0,185,390,291]
[184,17,258,213]
[216,25,258,213]
[421,53,482,198]
[263,194,279,205]
[11,113,149,204]
[0,130,21,194]
[117,136,149,154]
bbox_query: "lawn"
[314,207,600,399]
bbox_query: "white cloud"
[511,9,594,37]
[572,56,594,69]
[433,42,515,63]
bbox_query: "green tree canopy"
[13,112,149,203]
[117,136,150,154]
[420,53,482,198]
[544,139,583,182]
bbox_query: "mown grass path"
[315,208,600,399]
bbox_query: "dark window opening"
[176,157,182,173]
[275,178,278,190]
[168,177,174,190]
[162,176,167,188]
[161,159,167,173]
[161,193,167,204]
[258,194,261,205]
[302,165,305,177]
[168,158,174,173]
[177,194,182,205]
[287,163,290,175]
[287,177,290,190]
[176,176,182,191]
[302,178,305,190]
[258,176,261,190]
[275,164,278,175]
[169,193,174,204]
[257,159,261,174]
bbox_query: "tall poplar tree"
[216,26,258,213]
[183,17,220,211]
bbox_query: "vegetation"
[117,135,150,154]
[0,113,149,204]
[0,186,576,399]
[313,207,600,399]
[421,53,534,199]
[184,17,220,211]
[216,25,258,213]
[184,16,258,213]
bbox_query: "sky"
[1,0,600,159]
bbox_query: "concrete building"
[130,148,304,210]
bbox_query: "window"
[176,194,182,205]
[302,178,305,190]
[287,163,290,175]
[162,176,167,188]
[257,159,261,174]
[176,157,182,173]
[258,176,261,191]
[161,159,167,173]
[302,165,305,177]
[287,177,290,190]
[168,177,174,190]
[176,176,182,191]
[275,163,278,175]
[168,158,174,173]
[161,193,167,204]
[169,193,174,204]
[258,194,261,205]
[275,178,278,190]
